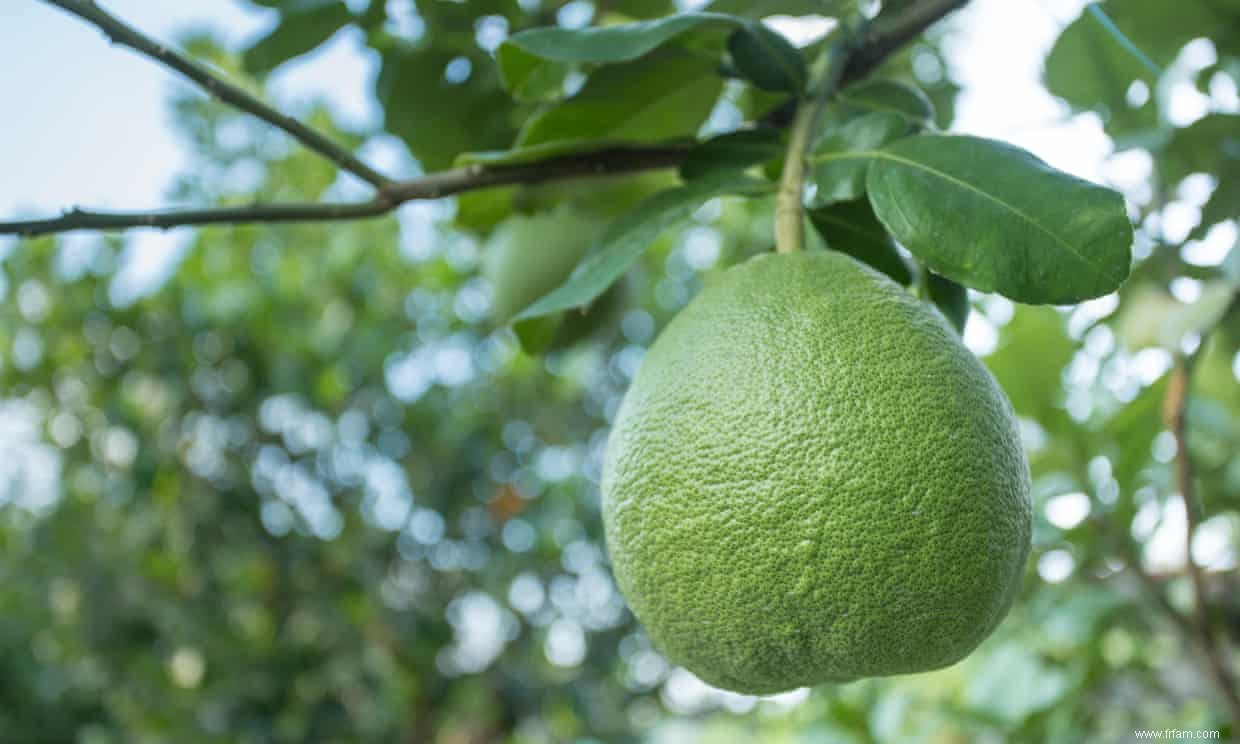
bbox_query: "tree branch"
[1,145,693,237]
[1164,345,1240,731]
[43,0,390,189]
[2,0,971,237]
[0,203,392,236]
[842,0,970,83]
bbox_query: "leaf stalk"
[775,38,853,254]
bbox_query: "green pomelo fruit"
[601,250,1031,695]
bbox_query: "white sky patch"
[1163,39,1216,128]
[963,311,999,356]
[107,229,191,307]
[1143,499,1186,574]
[1168,276,1203,304]
[1132,347,1173,384]
[1038,549,1075,583]
[947,0,1110,183]
[1161,201,1203,244]
[442,591,518,674]
[0,399,62,514]
[1045,491,1091,530]
[761,15,837,47]
[265,26,383,130]
[1192,515,1238,571]
[660,668,758,715]
[1183,221,1238,266]
[545,618,588,667]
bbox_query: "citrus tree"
[1,0,1238,742]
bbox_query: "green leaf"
[866,135,1133,304]
[458,139,689,167]
[706,0,853,18]
[1044,1,1240,140]
[838,79,935,125]
[515,173,772,322]
[376,45,515,170]
[495,43,572,102]
[243,0,353,75]
[502,13,735,65]
[808,112,911,207]
[1195,177,1240,241]
[924,270,969,334]
[1162,114,1240,238]
[1161,280,1240,347]
[962,643,1072,726]
[808,199,912,285]
[726,23,807,93]
[679,128,783,180]
[516,48,723,148]
[1043,8,1156,141]
[1162,114,1240,183]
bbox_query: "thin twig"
[1164,348,1240,731]
[843,0,969,82]
[43,0,390,189]
[0,203,392,236]
[3,0,972,237]
[2,145,693,237]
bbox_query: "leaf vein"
[870,151,1116,282]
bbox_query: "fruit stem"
[774,33,855,255]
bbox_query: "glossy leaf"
[513,314,564,353]
[502,13,735,65]
[1043,5,1158,140]
[376,46,515,170]
[457,139,683,167]
[706,0,857,17]
[1162,114,1240,238]
[808,199,912,285]
[495,43,572,102]
[837,79,935,125]
[726,23,807,93]
[1043,1,1240,140]
[515,173,772,322]
[808,111,911,206]
[243,0,353,75]
[516,49,722,148]
[866,134,1133,304]
[985,306,1075,420]
[924,271,969,333]
[679,128,783,180]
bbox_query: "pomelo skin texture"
[601,251,1032,695]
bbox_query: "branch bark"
[842,0,970,83]
[2,0,971,237]
[1,145,693,236]
[1164,351,1240,731]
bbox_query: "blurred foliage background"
[1,0,1239,742]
